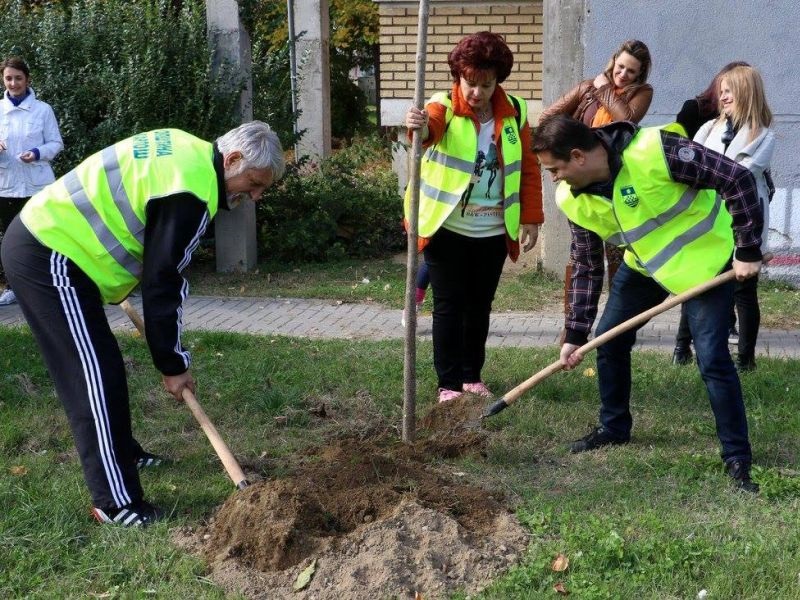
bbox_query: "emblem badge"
[621,185,639,208]
[678,147,695,162]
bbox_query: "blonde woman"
[693,65,775,370]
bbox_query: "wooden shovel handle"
[500,254,772,408]
[120,299,145,335]
[181,388,249,489]
[119,298,248,489]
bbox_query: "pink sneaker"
[462,382,492,397]
[437,388,463,403]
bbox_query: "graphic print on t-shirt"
[443,121,505,237]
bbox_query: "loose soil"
[175,394,529,599]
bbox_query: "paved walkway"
[2,295,799,357]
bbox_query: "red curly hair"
[447,31,514,83]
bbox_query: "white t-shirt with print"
[442,118,505,238]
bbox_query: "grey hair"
[216,120,285,181]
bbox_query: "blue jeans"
[595,263,752,463]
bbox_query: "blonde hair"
[718,65,772,142]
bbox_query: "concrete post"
[541,0,586,280]
[295,0,332,160]
[206,0,258,272]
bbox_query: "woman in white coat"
[0,56,63,305]
[693,65,775,370]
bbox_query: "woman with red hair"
[405,31,543,403]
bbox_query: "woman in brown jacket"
[539,40,652,304]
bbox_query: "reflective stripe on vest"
[405,91,526,239]
[556,127,733,294]
[22,129,219,303]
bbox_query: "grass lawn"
[186,255,800,329]
[2,327,799,598]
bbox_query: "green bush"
[251,37,300,150]
[256,135,404,262]
[0,0,241,173]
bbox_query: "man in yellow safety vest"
[1,121,285,524]
[532,114,763,493]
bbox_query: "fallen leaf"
[361,278,370,284]
[239,286,245,294]
[10,465,28,476]
[551,553,569,572]
[383,283,391,291]
[582,367,596,377]
[293,558,317,591]
[553,581,569,595]
[274,416,288,426]
[414,592,424,600]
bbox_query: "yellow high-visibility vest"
[21,129,219,303]
[557,127,734,294]
[405,92,525,240]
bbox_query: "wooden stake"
[402,0,430,443]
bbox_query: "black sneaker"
[135,451,168,469]
[736,355,757,372]
[92,500,165,527]
[570,426,629,453]
[728,326,739,345]
[726,459,759,493]
[671,345,693,365]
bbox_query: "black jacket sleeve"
[141,193,211,375]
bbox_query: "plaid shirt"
[564,125,763,345]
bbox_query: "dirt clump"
[176,397,528,599]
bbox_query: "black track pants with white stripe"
[2,217,143,509]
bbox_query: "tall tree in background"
[243,0,379,141]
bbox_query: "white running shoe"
[0,289,17,306]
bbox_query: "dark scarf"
[6,89,31,107]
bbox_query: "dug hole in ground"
[174,392,529,599]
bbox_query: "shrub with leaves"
[256,135,403,262]
[0,0,241,173]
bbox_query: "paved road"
[2,295,798,357]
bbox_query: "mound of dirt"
[175,397,528,599]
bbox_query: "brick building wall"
[375,0,544,127]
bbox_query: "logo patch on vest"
[504,125,518,145]
[621,186,639,208]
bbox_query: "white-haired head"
[216,120,285,181]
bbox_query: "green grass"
[185,256,565,312]
[2,327,800,598]
[759,277,800,328]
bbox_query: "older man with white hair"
[1,121,284,526]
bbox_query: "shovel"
[120,299,249,489]
[483,256,771,419]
